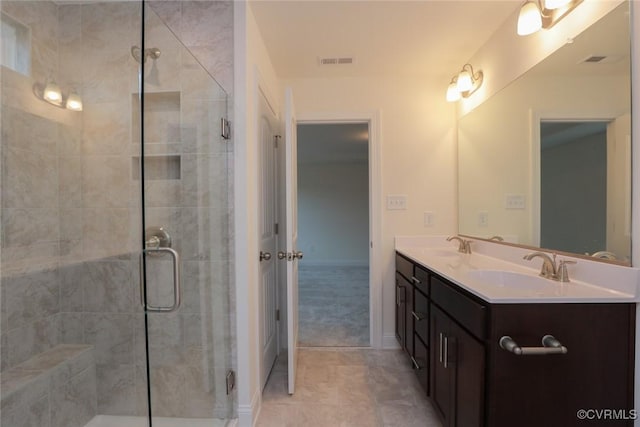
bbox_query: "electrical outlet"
[478,211,489,227]
[387,195,408,210]
[424,211,434,227]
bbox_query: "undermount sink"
[467,269,556,291]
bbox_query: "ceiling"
[250,1,522,80]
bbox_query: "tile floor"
[299,266,370,346]
[257,348,442,427]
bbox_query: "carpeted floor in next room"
[298,265,370,347]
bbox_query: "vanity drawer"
[396,253,414,281]
[413,334,429,395]
[413,265,430,296]
[431,276,486,340]
[413,289,429,343]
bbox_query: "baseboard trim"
[237,389,260,427]
[300,260,369,267]
[382,334,401,349]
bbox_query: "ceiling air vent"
[579,54,623,64]
[318,57,354,66]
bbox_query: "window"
[1,12,30,75]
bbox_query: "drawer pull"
[443,336,449,368]
[411,276,421,284]
[410,356,423,370]
[439,333,444,364]
[499,335,568,356]
[411,311,426,321]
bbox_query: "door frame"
[296,111,382,349]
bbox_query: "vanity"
[395,238,637,427]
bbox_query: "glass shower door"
[138,4,232,424]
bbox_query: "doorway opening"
[296,123,370,347]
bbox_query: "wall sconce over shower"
[33,79,83,111]
[517,0,583,36]
[446,64,484,102]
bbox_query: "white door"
[284,88,300,394]
[258,91,278,389]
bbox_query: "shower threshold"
[84,415,231,427]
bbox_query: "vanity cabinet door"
[431,304,485,427]
[404,277,414,357]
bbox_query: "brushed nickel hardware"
[293,251,304,260]
[489,235,504,241]
[590,250,617,260]
[410,356,422,370]
[277,251,287,260]
[145,226,171,251]
[221,117,231,140]
[523,252,577,282]
[259,251,272,261]
[439,333,444,364]
[139,246,181,313]
[443,336,449,368]
[411,276,421,284]
[499,335,568,355]
[557,259,576,282]
[446,235,472,254]
[412,311,426,321]
[276,309,280,321]
[226,370,235,395]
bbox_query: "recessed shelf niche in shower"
[132,155,181,180]
[132,91,181,144]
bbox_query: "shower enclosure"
[0,1,233,426]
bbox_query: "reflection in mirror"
[458,1,631,265]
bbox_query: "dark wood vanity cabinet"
[395,251,635,427]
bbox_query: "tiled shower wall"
[1,0,234,421]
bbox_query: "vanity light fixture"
[445,63,484,102]
[33,80,83,111]
[517,0,583,36]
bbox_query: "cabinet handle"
[439,333,444,364]
[443,336,449,368]
[412,311,426,321]
[499,335,568,356]
[410,356,422,370]
[411,276,421,284]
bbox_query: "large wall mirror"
[458,1,631,265]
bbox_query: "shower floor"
[84,415,231,427]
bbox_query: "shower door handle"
[140,247,181,313]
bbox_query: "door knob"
[260,251,272,261]
[277,251,287,260]
[293,251,304,260]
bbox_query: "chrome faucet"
[523,252,576,282]
[447,236,471,254]
[590,251,617,260]
[488,235,504,242]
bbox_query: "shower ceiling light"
[517,0,583,36]
[43,81,62,104]
[446,64,483,103]
[66,92,83,111]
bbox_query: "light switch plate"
[387,195,407,210]
[478,211,488,227]
[505,194,526,209]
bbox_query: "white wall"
[298,162,369,265]
[234,2,282,426]
[282,76,458,347]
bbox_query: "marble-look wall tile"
[96,363,136,415]
[2,107,58,155]
[82,208,135,259]
[3,146,58,209]
[4,266,59,329]
[58,313,83,344]
[6,315,59,368]
[83,261,134,313]
[82,102,130,155]
[83,51,135,104]
[2,208,59,249]
[82,156,130,208]
[59,209,83,243]
[59,157,82,208]
[50,366,97,427]
[80,2,139,54]
[0,395,50,427]
[82,313,134,365]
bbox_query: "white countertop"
[395,236,640,304]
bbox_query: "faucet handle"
[557,259,577,283]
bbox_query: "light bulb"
[66,92,83,111]
[446,82,461,102]
[544,0,571,9]
[43,81,62,104]
[456,70,473,93]
[517,1,542,36]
